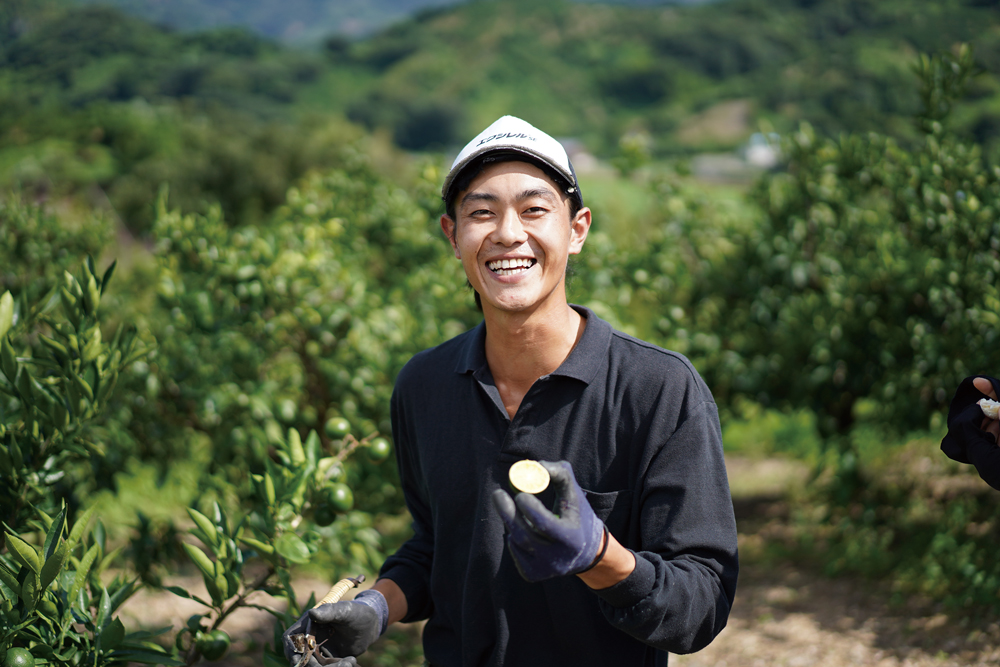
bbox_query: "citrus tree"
[606,46,999,452]
[0,260,175,667]
[109,154,477,583]
[702,46,998,440]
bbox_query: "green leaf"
[187,508,220,548]
[42,505,67,561]
[212,501,228,534]
[19,569,38,610]
[277,566,297,610]
[95,517,108,550]
[0,559,20,593]
[182,543,216,580]
[95,545,123,576]
[0,336,17,382]
[239,536,275,556]
[304,430,321,468]
[108,577,138,613]
[40,539,69,590]
[52,647,79,662]
[33,507,54,532]
[165,586,191,599]
[264,471,276,506]
[214,570,229,600]
[72,372,94,402]
[100,260,117,295]
[0,291,13,342]
[287,428,306,466]
[6,533,42,574]
[125,626,172,640]
[66,506,96,553]
[96,587,112,630]
[99,617,126,650]
[204,571,223,607]
[69,543,100,603]
[274,533,311,565]
[112,649,184,666]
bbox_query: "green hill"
[1,0,998,232]
[72,0,466,43]
[69,0,722,43]
[317,0,1000,155]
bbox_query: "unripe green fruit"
[196,630,230,662]
[313,504,337,527]
[4,648,34,667]
[36,599,58,619]
[326,483,354,512]
[367,437,391,463]
[324,417,351,439]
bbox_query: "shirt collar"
[453,305,612,385]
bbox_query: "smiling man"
[283,116,739,667]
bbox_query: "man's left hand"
[492,460,607,582]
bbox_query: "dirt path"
[671,560,1000,667]
[673,457,1000,667]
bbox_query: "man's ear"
[440,214,460,258]
[568,207,592,256]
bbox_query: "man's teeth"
[488,258,535,275]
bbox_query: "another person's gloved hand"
[492,460,608,582]
[941,375,1000,491]
[281,589,388,667]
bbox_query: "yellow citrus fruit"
[509,460,550,494]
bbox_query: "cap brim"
[442,145,581,206]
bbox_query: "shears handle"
[314,575,366,607]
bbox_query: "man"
[283,116,739,666]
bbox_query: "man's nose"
[491,209,528,246]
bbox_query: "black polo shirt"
[380,306,738,667]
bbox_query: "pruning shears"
[288,575,366,667]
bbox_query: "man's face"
[440,160,591,316]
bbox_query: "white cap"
[442,115,581,206]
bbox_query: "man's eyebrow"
[516,188,559,202]
[461,192,499,207]
[461,188,559,207]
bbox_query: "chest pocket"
[583,489,632,544]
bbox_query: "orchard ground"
[118,456,1000,667]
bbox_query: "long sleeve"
[377,379,436,622]
[593,397,739,654]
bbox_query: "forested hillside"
[1,0,998,234]
[325,0,1000,155]
[72,0,465,42]
[70,0,722,43]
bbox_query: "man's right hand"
[281,597,382,667]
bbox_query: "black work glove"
[282,590,386,667]
[492,460,607,582]
[941,375,1000,491]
